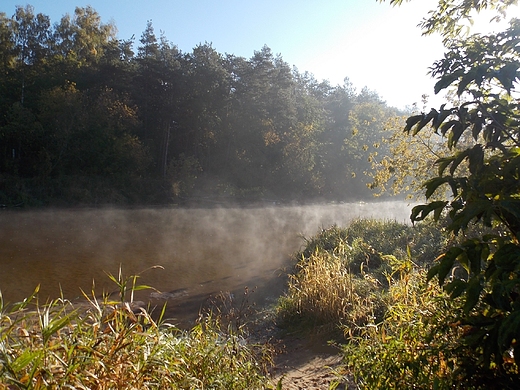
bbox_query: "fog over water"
[0,201,414,325]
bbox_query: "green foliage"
[298,219,445,274]
[368,112,450,199]
[276,219,446,340]
[383,0,518,40]
[277,213,520,387]
[0,4,404,206]
[380,0,520,385]
[0,270,274,389]
[343,272,452,389]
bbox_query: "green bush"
[342,269,465,389]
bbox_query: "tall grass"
[275,218,464,387]
[0,269,274,389]
[276,219,445,338]
[275,218,520,388]
[341,269,464,389]
[276,249,384,338]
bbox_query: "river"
[0,201,414,326]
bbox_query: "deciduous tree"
[382,0,520,385]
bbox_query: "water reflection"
[0,201,414,325]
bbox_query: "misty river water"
[0,201,415,326]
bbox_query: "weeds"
[0,268,274,389]
[276,219,446,338]
[275,218,461,387]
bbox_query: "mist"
[0,201,414,325]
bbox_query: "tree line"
[0,5,403,206]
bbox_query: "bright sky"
[2,0,519,109]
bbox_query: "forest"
[0,4,405,207]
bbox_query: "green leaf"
[493,243,520,272]
[445,279,467,298]
[457,68,477,96]
[451,199,493,233]
[424,177,450,199]
[11,349,42,372]
[434,246,464,285]
[410,201,448,222]
[41,311,75,344]
[449,149,470,175]
[471,116,484,140]
[498,311,520,353]
[439,120,458,137]
[432,107,452,132]
[474,65,489,87]
[132,284,153,291]
[464,239,486,276]
[467,144,484,174]
[447,122,464,148]
[404,114,423,131]
[427,264,440,281]
[437,157,455,176]
[404,115,424,133]
[490,283,513,311]
[438,252,457,285]
[495,62,519,93]
[463,276,482,314]
[434,71,462,94]
[499,200,520,223]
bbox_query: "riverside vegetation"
[0,218,446,389]
[277,218,519,389]
[0,267,275,389]
[3,0,520,388]
[2,217,508,389]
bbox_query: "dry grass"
[0,269,274,389]
[277,251,383,337]
[275,219,443,338]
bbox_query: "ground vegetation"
[274,0,520,387]
[0,268,276,389]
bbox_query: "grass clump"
[276,219,445,338]
[276,217,520,388]
[276,248,384,337]
[275,218,461,387]
[0,269,274,389]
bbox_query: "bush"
[342,269,465,389]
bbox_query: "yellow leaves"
[263,130,280,146]
[367,114,451,198]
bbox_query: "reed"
[276,219,444,338]
[0,269,274,389]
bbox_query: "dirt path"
[268,335,356,389]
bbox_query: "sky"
[2,0,519,109]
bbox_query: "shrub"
[342,268,466,389]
